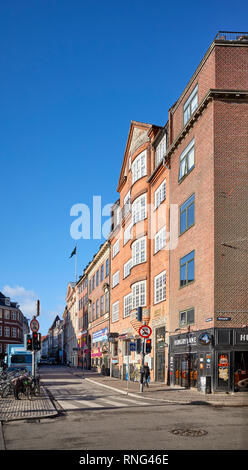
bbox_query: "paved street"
[1,366,248,450]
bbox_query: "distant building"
[0,291,29,361]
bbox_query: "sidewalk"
[0,386,58,423]
[70,368,248,407]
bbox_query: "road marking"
[56,400,81,410]
[98,398,126,407]
[117,396,150,406]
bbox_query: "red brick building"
[76,272,90,369]
[0,291,28,361]
[108,32,248,392]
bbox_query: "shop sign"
[92,328,108,344]
[174,335,197,347]
[205,318,213,323]
[198,332,212,346]
[91,347,102,358]
[129,342,136,352]
[235,331,248,345]
[218,354,229,382]
[217,317,231,321]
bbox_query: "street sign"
[30,318,39,333]
[139,325,152,338]
[129,342,136,352]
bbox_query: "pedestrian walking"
[140,362,150,388]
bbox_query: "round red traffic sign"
[30,318,39,333]
[138,325,152,338]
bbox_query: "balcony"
[215,31,248,42]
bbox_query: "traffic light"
[145,338,152,354]
[136,306,142,322]
[25,334,32,351]
[136,338,142,354]
[32,332,41,351]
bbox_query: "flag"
[69,246,77,258]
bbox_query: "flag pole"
[75,244,77,282]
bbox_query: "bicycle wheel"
[2,383,12,398]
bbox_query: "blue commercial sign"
[92,328,108,344]
[129,342,136,352]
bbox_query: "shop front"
[91,327,109,373]
[78,331,90,370]
[169,329,214,392]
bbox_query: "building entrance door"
[234,351,248,391]
[174,354,198,388]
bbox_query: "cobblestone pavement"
[0,386,58,422]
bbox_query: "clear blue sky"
[0,0,247,335]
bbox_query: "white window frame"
[123,190,131,215]
[155,135,166,167]
[123,258,132,278]
[5,310,10,319]
[154,179,166,209]
[11,311,17,320]
[154,271,166,304]
[123,293,132,318]
[179,139,195,181]
[12,327,17,338]
[123,223,133,245]
[112,301,119,323]
[112,271,120,288]
[183,85,198,125]
[132,150,147,184]
[132,194,147,225]
[132,281,146,309]
[4,327,10,337]
[154,226,166,254]
[112,239,120,258]
[132,236,146,266]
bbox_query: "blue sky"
[0,0,247,335]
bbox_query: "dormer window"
[183,85,198,126]
[5,298,10,306]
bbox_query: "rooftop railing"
[215,31,248,41]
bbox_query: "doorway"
[234,351,248,391]
[174,353,198,388]
[155,327,165,382]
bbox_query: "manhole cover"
[171,429,208,437]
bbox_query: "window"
[179,140,195,181]
[12,327,17,338]
[123,190,131,215]
[183,85,198,125]
[129,155,131,170]
[11,311,17,320]
[88,303,92,322]
[5,310,10,319]
[113,239,120,258]
[0,326,2,336]
[112,301,119,323]
[180,194,195,234]
[96,270,99,286]
[106,259,109,277]
[4,327,10,337]
[105,291,109,312]
[123,293,132,318]
[132,236,146,266]
[112,271,120,288]
[155,135,166,167]
[132,194,147,225]
[89,279,92,294]
[124,223,132,245]
[154,226,166,254]
[132,150,147,184]
[154,271,166,304]
[96,299,99,318]
[180,250,195,287]
[132,281,146,309]
[92,303,95,321]
[179,308,195,327]
[101,264,104,282]
[123,258,132,278]
[154,180,166,209]
[93,275,95,290]
[100,295,104,315]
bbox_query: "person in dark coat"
[140,362,150,387]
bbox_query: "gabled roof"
[117,121,160,192]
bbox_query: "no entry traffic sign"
[30,318,40,333]
[139,325,152,338]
